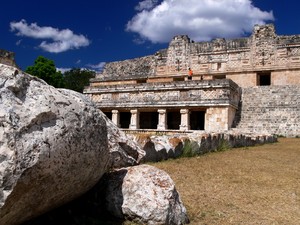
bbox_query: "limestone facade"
[85,79,240,132]
[84,24,300,135]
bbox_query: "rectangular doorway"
[167,111,181,130]
[190,111,205,130]
[119,112,131,129]
[139,112,158,129]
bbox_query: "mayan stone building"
[84,24,300,136]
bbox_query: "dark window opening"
[190,111,205,130]
[140,112,158,129]
[137,79,147,83]
[103,112,112,120]
[213,75,226,79]
[167,111,181,130]
[120,112,131,129]
[257,72,271,86]
[174,77,184,81]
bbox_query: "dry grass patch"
[150,138,300,225]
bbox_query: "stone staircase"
[232,85,300,137]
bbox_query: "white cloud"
[87,62,106,71]
[56,67,71,73]
[57,62,105,74]
[10,19,90,53]
[127,0,274,43]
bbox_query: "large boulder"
[0,64,143,225]
[105,164,190,225]
[103,114,145,169]
[128,134,184,162]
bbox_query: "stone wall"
[128,131,277,162]
[233,85,300,137]
[94,55,155,81]
[206,107,234,131]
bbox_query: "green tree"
[63,68,95,93]
[25,56,64,88]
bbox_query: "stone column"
[129,109,139,129]
[180,109,190,131]
[111,110,120,127]
[157,109,167,130]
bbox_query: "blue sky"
[1,0,300,72]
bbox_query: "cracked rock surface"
[0,64,143,225]
[105,164,189,225]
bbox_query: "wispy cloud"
[87,62,106,72]
[16,39,22,46]
[135,0,159,11]
[56,67,71,73]
[10,19,90,53]
[57,62,105,74]
[127,0,274,43]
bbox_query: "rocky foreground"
[0,63,189,225]
[0,63,278,225]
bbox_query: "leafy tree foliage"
[25,56,64,88]
[25,56,96,93]
[63,68,95,93]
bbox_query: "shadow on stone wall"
[129,132,277,162]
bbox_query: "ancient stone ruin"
[0,23,299,225]
[84,24,300,137]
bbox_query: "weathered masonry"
[84,24,300,133]
[85,79,240,131]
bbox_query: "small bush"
[182,139,198,157]
[216,139,231,152]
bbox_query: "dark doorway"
[139,112,158,129]
[103,111,112,120]
[213,75,226,79]
[257,72,271,86]
[167,111,181,130]
[119,112,131,129]
[190,111,205,130]
[174,77,184,81]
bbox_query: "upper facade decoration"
[92,24,300,86]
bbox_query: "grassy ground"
[22,138,300,225]
[151,138,300,225]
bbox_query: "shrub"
[181,139,199,157]
[216,139,231,152]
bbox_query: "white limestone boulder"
[128,134,184,162]
[0,64,144,225]
[105,164,190,225]
[103,115,145,169]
